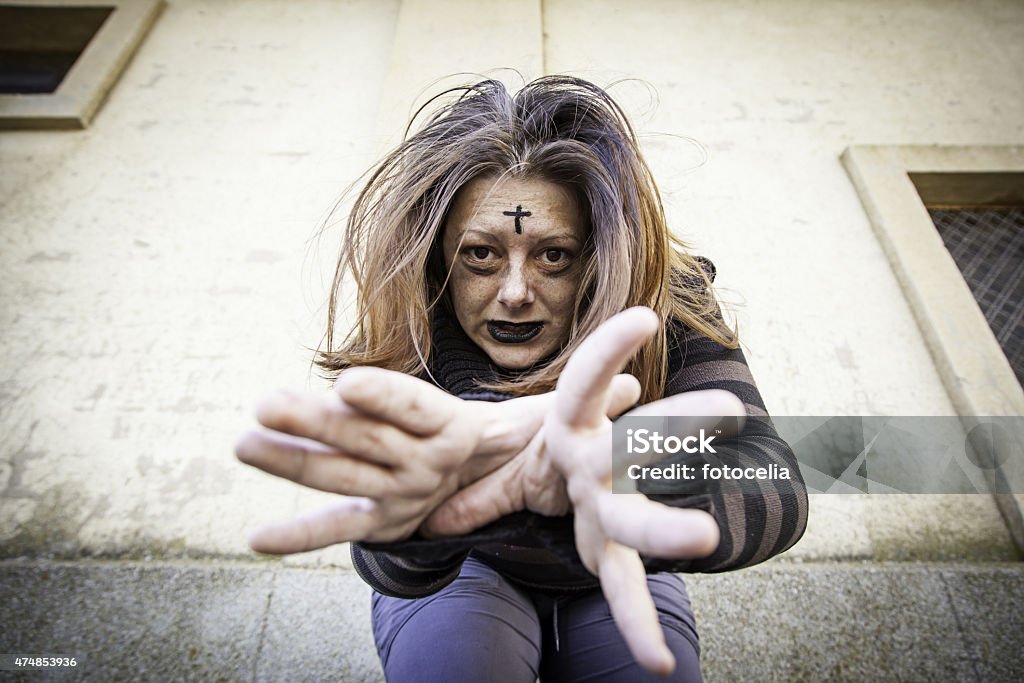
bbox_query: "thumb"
[421,461,522,537]
[606,373,642,418]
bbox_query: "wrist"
[476,393,550,453]
[474,402,519,454]
[565,473,597,509]
[459,397,549,488]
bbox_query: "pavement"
[1,558,1022,682]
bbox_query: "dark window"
[0,6,114,94]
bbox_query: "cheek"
[537,274,581,317]
[450,271,495,312]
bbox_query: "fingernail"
[253,390,293,419]
[247,526,272,553]
[655,650,675,678]
[333,369,370,399]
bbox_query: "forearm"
[638,416,807,573]
[640,324,809,572]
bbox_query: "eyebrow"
[461,228,582,244]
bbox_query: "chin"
[482,343,548,370]
[488,352,541,370]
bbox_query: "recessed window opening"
[910,173,1024,389]
[0,5,114,94]
[843,147,1024,556]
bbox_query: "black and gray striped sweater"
[352,270,808,598]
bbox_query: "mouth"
[487,320,544,344]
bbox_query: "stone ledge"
[0,560,1021,682]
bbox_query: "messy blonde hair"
[315,75,737,403]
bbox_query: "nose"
[496,262,534,309]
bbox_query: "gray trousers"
[371,556,703,682]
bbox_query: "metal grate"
[929,208,1024,388]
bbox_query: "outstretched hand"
[235,369,552,550]
[547,307,738,677]
[426,307,745,677]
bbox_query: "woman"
[237,76,808,681]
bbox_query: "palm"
[430,308,743,677]
[235,369,552,549]
[544,307,730,677]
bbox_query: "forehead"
[446,175,585,240]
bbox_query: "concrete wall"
[2,0,1021,566]
[545,0,1023,416]
[1,0,401,564]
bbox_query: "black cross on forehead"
[502,205,532,234]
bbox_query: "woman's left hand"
[426,307,744,678]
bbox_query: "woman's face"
[442,175,587,370]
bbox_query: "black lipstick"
[487,321,543,344]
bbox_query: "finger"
[235,428,398,498]
[597,542,675,677]
[599,493,720,559]
[248,497,378,554]
[616,389,746,472]
[627,388,745,421]
[607,373,642,418]
[556,307,659,430]
[253,390,408,467]
[421,461,521,537]
[334,367,460,437]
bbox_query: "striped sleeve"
[639,325,809,573]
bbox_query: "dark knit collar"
[426,307,500,396]
[427,307,562,398]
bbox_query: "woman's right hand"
[234,369,553,551]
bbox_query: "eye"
[461,246,497,267]
[543,248,567,263]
